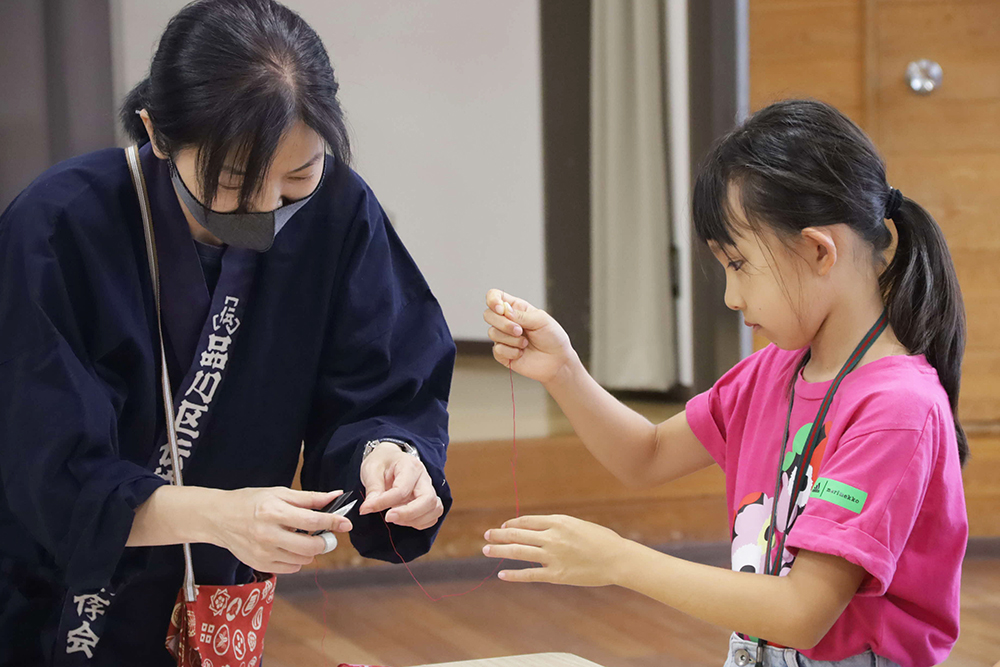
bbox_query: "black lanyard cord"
[753,311,888,666]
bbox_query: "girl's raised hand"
[482,515,626,587]
[483,289,575,385]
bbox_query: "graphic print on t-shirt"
[731,420,830,575]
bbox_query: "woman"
[0,0,454,663]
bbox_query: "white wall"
[110,0,546,341]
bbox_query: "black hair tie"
[885,188,903,220]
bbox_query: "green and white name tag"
[811,477,867,514]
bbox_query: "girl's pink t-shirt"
[686,344,967,667]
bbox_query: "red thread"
[314,358,520,658]
[379,362,520,602]
[510,362,519,517]
[315,561,333,666]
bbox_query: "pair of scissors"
[311,490,357,535]
[309,490,357,554]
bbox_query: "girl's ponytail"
[879,192,968,465]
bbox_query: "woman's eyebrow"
[287,152,324,174]
[221,152,324,177]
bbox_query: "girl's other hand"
[483,289,575,385]
[482,514,627,587]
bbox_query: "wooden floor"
[275,354,999,665]
[264,556,1000,667]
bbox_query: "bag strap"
[125,145,198,603]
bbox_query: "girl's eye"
[727,260,744,272]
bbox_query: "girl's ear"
[800,227,838,277]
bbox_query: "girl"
[0,0,453,663]
[482,100,967,667]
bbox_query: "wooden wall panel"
[885,154,1000,251]
[749,0,866,126]
[305,432,997,570]
[964,435,1000,538]
[873,0,1000,422]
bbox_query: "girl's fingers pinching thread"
[493,343,523,363]
[486,289,510,315]
[486,289,534,317]
[505,296,535,316]
[483,308,523,336]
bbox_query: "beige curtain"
[590,0,677,391]
[0,0,115,210]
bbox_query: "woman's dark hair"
[693,99,968,465]
[120,0,350,211]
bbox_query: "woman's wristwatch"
[362,438,419,461]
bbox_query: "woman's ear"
[137,110,168,160]
[800,227,838,277]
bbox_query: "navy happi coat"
[0,143,455,664]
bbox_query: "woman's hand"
[482,515,628,587]
[211,487,353,574]
[483,289,576,385]
[358,443,444,530]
